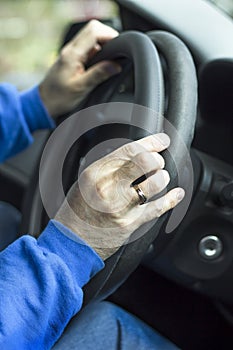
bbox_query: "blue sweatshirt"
[0,84,104,349]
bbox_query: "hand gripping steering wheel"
[81,30,197,304]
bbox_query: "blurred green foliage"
[0,0,117,89]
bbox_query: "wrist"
[38,83,56,118]
[54,213,120,261]
[20,85,55,131]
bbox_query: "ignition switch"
[198,235,223,260]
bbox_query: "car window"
[0,0,117,90]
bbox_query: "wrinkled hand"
[55,133,185,260]
[39,20,120,118]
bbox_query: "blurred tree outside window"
[0,0,118,90]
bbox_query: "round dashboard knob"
[219,182,233,208]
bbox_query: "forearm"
[0,220,103,349]
[0,83,54,163]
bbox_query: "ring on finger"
[132,184,147,205]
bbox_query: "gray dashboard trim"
[116,0,233,63]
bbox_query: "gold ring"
[133,184,147,205]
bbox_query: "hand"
[55,133,185,260]
[39,20,120,118]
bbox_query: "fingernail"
[156,133,170,147]
[177,188,185,201]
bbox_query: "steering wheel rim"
[21,31,197,308]
[81,31,197,305]
[86,31,165,132]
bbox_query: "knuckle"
[134,152,150,169]
[161,169,170,184]
[108,211,125,227]
[60,48,66,62]
[116,218,127,230]
[155,200,165,217]
[153,133,170,148]
[89,19,99,27]
[155,153,165,168]
[154,192,177,217]
[88,19,99,33]
[150,135,162,149]
[153,170,169,191]
[168,194,178,209]
[134,151,165,171]
[158,191,178,215]
[122,141,145,158]
[95,181,106,200]
[60,47,70,63]
[123,142,140,158]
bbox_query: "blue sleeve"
[0,83,55,163]
[0,220,104,350]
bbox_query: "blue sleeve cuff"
[37,220,104,287]
[19,86,55,132]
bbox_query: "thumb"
[80,61,122,91]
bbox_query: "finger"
[110,133,170,161]
[70,20,119,62]
[130,170,170,204]
[78,61,122,92]
[87,43,102,61]
[123,152,165,182]
[75,20,119,45]
[136,133,170,151]
[139,187,185,222]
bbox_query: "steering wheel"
[21,31,197,306]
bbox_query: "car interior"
[0,0,233,349]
